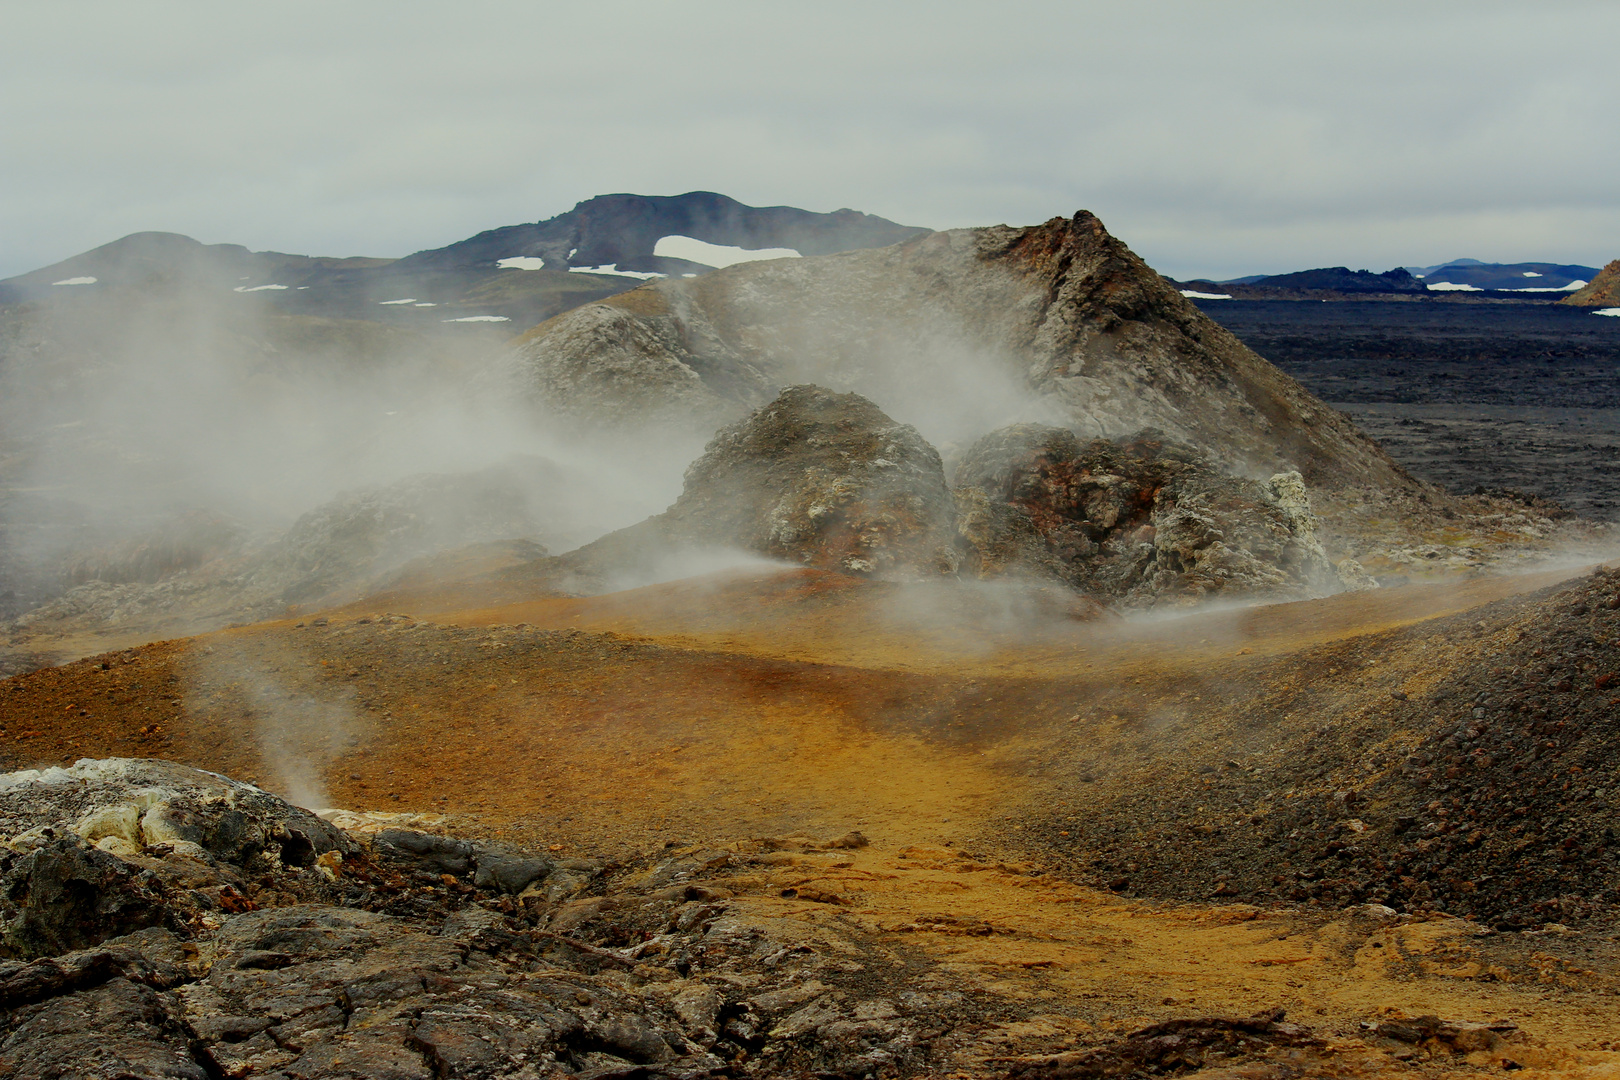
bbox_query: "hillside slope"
[509,212,1413,490]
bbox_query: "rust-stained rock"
[953,424,1347,604]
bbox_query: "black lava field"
[1194,298,1620,519]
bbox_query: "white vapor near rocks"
[0,284,706,621]
[182,639,358,810]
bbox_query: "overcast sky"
[4,2,1618,280]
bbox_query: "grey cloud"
[3,1,1617,279]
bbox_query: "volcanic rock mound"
[639,385,958,578]
[953,425,1349,604]
[510,211,1412,491]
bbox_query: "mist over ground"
[0,285,709,620]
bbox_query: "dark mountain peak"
[1416,261,1600,291]
[0,231,391,304]
[0,231,246,299]
[395,191,930,274]
[1250,266,1424,293]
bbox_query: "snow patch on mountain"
[497,256,546,270]
[568,265,663,280]
[1509,280,1588,293]
[653,235,801,268]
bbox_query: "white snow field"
[233,284,288,292]
[1509,281,1587,292]
[378,298,417,305]
[567,265,663,280]
[1595,308,1620,317]
[1179,289,1231,300]
[1425,281,1482,291]
[442,315,510,323]
[497,257,546,270]
[653,235,801,268]
[52,276,97,285]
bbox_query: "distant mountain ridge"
[395,191,930,276]
[1171,258,1599,300]
[0,192,930,330]
[1405,260,1596,292]
[1245,266,1424,293]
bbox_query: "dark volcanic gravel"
[1044,566,1620,927]
[1193,298,1620,518]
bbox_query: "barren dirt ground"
[4,565,1620,1076]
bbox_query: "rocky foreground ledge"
[0,760,1560,1078]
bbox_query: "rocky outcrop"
[0,761,1034,1078]
[662,386,958,577]
[545,386,960,586]
[953,425,1350,605]
[543,396,1369,603]
[0,758,355,960]
[508,211,1412,492]
[1559,258,1620,307]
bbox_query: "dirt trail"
[4,560,1619,1073]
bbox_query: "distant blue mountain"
[1399,261,1597,291]
[1202,260,1601,293]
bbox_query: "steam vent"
[2,197,1617,1078]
